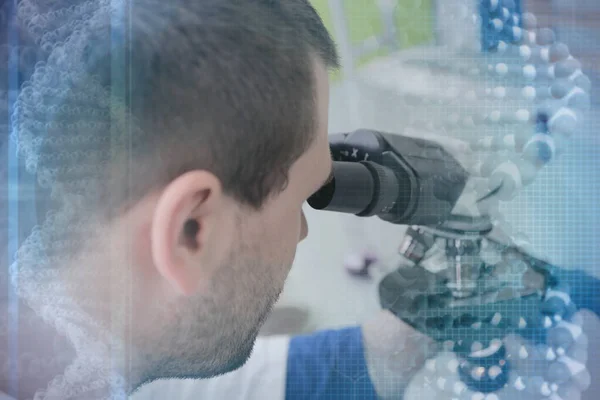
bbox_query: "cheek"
[277,212,302,243]
[264,210,303,261]
[300,212,308,241]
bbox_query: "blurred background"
[262,0,600,340]
[1,1,598,398]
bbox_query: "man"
[0,0,442,398]
[0,0,595,399]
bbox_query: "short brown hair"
[19,0,338,220]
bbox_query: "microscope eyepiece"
[307,130,468,225]
[307,161,400,217]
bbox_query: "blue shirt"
[286,326,379,399]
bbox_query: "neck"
[0,298,134,400]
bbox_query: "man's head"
[13,0,337,391]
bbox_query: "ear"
[150,170,225,296]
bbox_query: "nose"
[299,211,308,242]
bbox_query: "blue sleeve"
[555,268,600,316]
[285,326,379,400]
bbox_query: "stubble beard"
[134,246,286,390]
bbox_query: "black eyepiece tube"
[311,130,468,225]
[307,161,400,217]
[307,162,374,214]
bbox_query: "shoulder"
[0,390,16,400]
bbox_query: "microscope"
[308,128,600,395]
[307,0,598,395]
